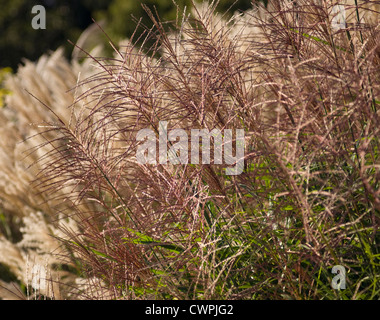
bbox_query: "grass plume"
[0,0,379,299]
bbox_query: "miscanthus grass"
[0,0,379,299]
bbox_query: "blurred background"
[0,0,257,71]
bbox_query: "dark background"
[0,0,258,71]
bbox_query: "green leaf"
[122,229,185,254]
[124,228,154,243]
[89,248,117,263]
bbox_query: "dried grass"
[0,0,379,299]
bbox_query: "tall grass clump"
[0,47,104,299]
[15,0,380,299]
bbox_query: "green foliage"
[0,263,18,283]
[0,68,12,108]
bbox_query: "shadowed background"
[0,0,256,70]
